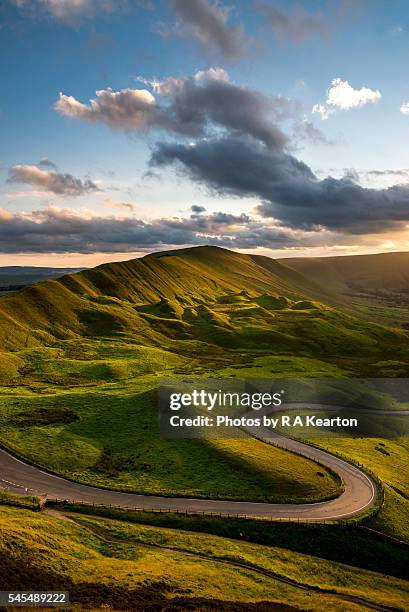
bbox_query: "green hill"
[0,246,360,503]
[1,503,409,611]
[1,245,408,499]
[281,251,409,327]
[0,246,406,367]
[281,251,409,296]
[1,246,409,600]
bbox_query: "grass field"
[0,377,341,503]
[309,437,409,543]
[1,504,408,610]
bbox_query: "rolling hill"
[0,246,355,504]
[0,246,407,368]
[281,251,409,327]
[282,251,409,300]
[1,246,409,608]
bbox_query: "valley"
[0,246,408,609]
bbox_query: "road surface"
[0,409,378,521]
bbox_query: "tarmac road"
[0,407,379,520]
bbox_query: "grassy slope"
[281,251,409,295]
[309,437,409,543]
[0,246,407,503]
[76,513,409,609]
[1,504,408,611]
[0,380,340,503]
[0,246,406,355]
[0,246,408,382]
[0,246,409,607]
[282,251,409,327]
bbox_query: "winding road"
[0,405,379,521]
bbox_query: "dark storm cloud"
[150,136,314,197]
[8,165,100,196]
[0,206,202,254]
[0,204,319,254]
[156,69,292,149]
[150,135,409,234]
[166,0,251,60]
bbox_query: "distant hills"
[0,246,407,370]
[282,252,409,299]
[281,252,409,327]
[0,266,85,293]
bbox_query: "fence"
[45,497,367,526]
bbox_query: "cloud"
[38,158,58,170]
[103,198,136,213]
[54,88,161,131]
[150,134,409,235]
[342,168,360,183]
[8,164,99,196]
[366,168,409,178]
[55,68,294,149]
[257,2,328,45]
[400,102,409,115]
[9,0,127,24]
[256,0,367,45]
[311,103,332,121]
[0,196,404,255]
[313,78,381,120]
[0,203,321,253]
[165,0,251,60]
[294,120,334,146]
[191,204,206,214]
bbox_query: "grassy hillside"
[1,504,408,610]
[311,436,409,543]
[0,379,341,503]
[1,247,409,608]
[0,246,407,501]
[0,245,346,351]
[282,251,409,327]
[0,246,408,375]
[282,251,409,295]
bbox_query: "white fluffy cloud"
[313,78,381,120]
[400,102,409,115]
[55,88,157,130]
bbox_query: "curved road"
[0,406,380,521]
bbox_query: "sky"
[2,0,409,266]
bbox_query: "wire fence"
[45,497,368,526]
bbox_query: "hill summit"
[0,246,407,371]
